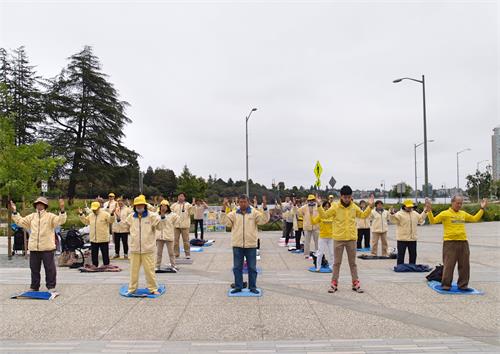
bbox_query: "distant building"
[493,126,500,181]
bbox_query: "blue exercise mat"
[357,247,371,252]
[427,281,484,295]
[119,284,166,298]
[227,288,262,297]
[180,247,203,253]
[242,266,262,274]
[308,266,332,273]
[11,291,59,300]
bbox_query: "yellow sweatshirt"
[428,208,484,241]
[312,215,334,238]
[12,210,67,251]
[220,207,270,248]
[319,202,372,241]
[80,210,115,243]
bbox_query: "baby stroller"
[59,229,89,268]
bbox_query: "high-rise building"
[493,126,500,181]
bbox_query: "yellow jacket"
[428,208,484,241]
[80,210,115,243]
[170,202,193,229]
[312,215,334,238]
[298,204,320,231]
[389,210,427,241]
[220,207,270,248]
[12,210,67,251]
[370,209,390,233]
[125,210,166,253]
[112,206,133,233]
[291,207,304,231]
[356,212,371,229]
[319,202,372,241]
[155,213,180,242]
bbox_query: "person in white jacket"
[155,200,180,271]
[369,200,390,256]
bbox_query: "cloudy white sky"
[1,0,498,191]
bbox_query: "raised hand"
[222,197,229,209]
[58,198,65,211]
[480,198,488,209]
[368,194,375,208]
[389,207,396,214]
[9,200,16,212]
[253,196,258,208]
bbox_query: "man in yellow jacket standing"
[171,192,193,259]
[79,202,116,267]
[389,199,429,265]
[121,195,168,295]
[220,195,270,294]
[426,196,487,291]
[318,185,373,293]
[11,197,67,293]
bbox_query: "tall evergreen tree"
[44,46,138,199]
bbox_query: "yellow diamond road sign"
[314,161,323,179]
[314,179,321,187]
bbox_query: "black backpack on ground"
[13,228,26,252]
[426,264,443,282]
[190,239,205,246]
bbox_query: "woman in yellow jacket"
[389,199,429,265]
[79,202,115,267]
[298,195,320,259]
[11,197,66,292]
[120,195,168,295]
[155,200,180,271]
[312,201,334,271]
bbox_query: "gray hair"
[451,195,464,203]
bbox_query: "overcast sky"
[1,0,498,191]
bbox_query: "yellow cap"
[90,202,101,211]
[108,193,115,197]
[133,195,147,206]
[160,200,170,206]
[307,194,316,201]
[402,199,414,208]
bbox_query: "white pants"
[304,230,319,256]
[316,238,334,270]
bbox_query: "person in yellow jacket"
[112,197,133,259]
[220,195,270,294]
[298,195,320,259]
[426,196,487,291]
[79,202,116,267]
[389,199,429,265]
[356,200,371,249]
[312,201,334,271]
[170,192,193,259]
[120,195,168,295]
[155,200,180,271]
[291,198,304,251]
[10,197,67,293]
[318,185,374,293]
[369,200,390,256]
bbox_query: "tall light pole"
[245,108,258,197]
[393,75,429,197]
[476,159,488,201]
[456,148,471,191]
[414,139,434,202]
[380,180,386,203]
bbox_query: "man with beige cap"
[10,197,67,293]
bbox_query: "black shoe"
[249,288,259,294]
[230,288,242,294]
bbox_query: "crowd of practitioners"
[9,185,487,296]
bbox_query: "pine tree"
[44,46,138,199]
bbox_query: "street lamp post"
[393,75,429,197]
[476,159,488,202]
[380,180,386,204]
[245,108,258,197]
[456,148,471,191]
[414,140,434,202]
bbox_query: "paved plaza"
[0,222,499,353]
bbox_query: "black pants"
[397,241,417,265]
[357,228,370,249]
[295,228,303,249]
[114,233,129,255]
[194,219,204,240]
[90,242,110,267]
[30,250,57,290]
[284,222,294,244]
